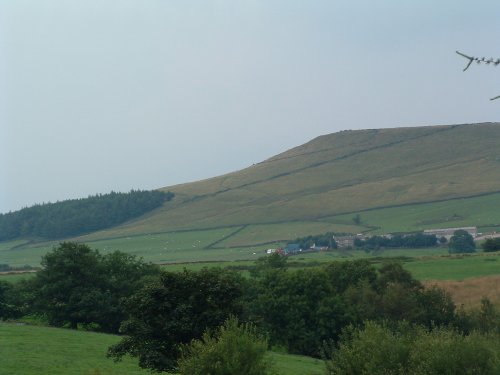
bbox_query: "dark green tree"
[0,189,174,241]
[107,268,245,373]
[481,238,500,252]
[448,230,476,253]
[0,280,22,320]
[31,242,158,331]
[248,267,348,356]
[352,214,362,225]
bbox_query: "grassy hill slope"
[0,323,323,375]
[81,122,500,240]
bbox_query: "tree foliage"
[0,190,174,240]
[177,317,276,375]
[354,233,437,250]
[107,268,245,373]
[246,260,455,357]
[448,230,476,254]
[0,280,22,320]
[325,321,500,375]
[31,242,159,332]
[481,238,500,252]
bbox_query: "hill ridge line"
[258,125,460,165]
[171,125,459,207]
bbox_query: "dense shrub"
[177,317,276,375]
[246,260,456,356]
[481,238,500,252]
[0,280,22,319]
[324,322,500,375]
[108,268,246,373]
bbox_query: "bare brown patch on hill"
[424,275,500,310]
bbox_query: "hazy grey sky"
[2,1,500,213]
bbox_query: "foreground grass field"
[0,323,324,375]
[0,323,149,375]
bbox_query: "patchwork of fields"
[3,192,500,269]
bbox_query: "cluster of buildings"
[265,226,479,254]
[423,227,477,241]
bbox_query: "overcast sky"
[1,1,500,213]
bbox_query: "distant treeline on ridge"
[0,190,174,241]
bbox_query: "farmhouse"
[334,234,367,249]
[334,235,355,249]
[423,226,477,241]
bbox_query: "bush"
[481,238,500,252]
[324,322,413,375]
[324,322,500,375]
[410,329,500,375]
[177,317,277,375]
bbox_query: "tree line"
[1,243,498,374]
[0,190,173,241]
[354,233,438,250]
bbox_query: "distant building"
[334,236,355,249]
[334,234,366,249]
[310,244,329,251]
[423,227,477,241]
[284,243,301,255]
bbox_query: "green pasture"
[2,244,497,283]
[216,221,365,248]
[403,253,500,280]
[0,272,36,283]
[159,248,499,282]
[0,240,55,268]
[0,239,31,252]
[0,228,265,267]
[0,323,324,375]
[289,248,499,281]
[323,192,500,234]
[0,323,149,375]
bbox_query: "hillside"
[80,122,500,239]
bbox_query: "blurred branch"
[456,51,500,100]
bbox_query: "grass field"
[4,194,500,269]
[424,275,500,309]
[2,245,498,283]
[0,323,324,375]
[0,228,263,267]
[0,272,36,283]
[403,252,500,280]
[0,240,58,268]
[0,323,149,375]
[215,221,366,248]
[323,192,500,234]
